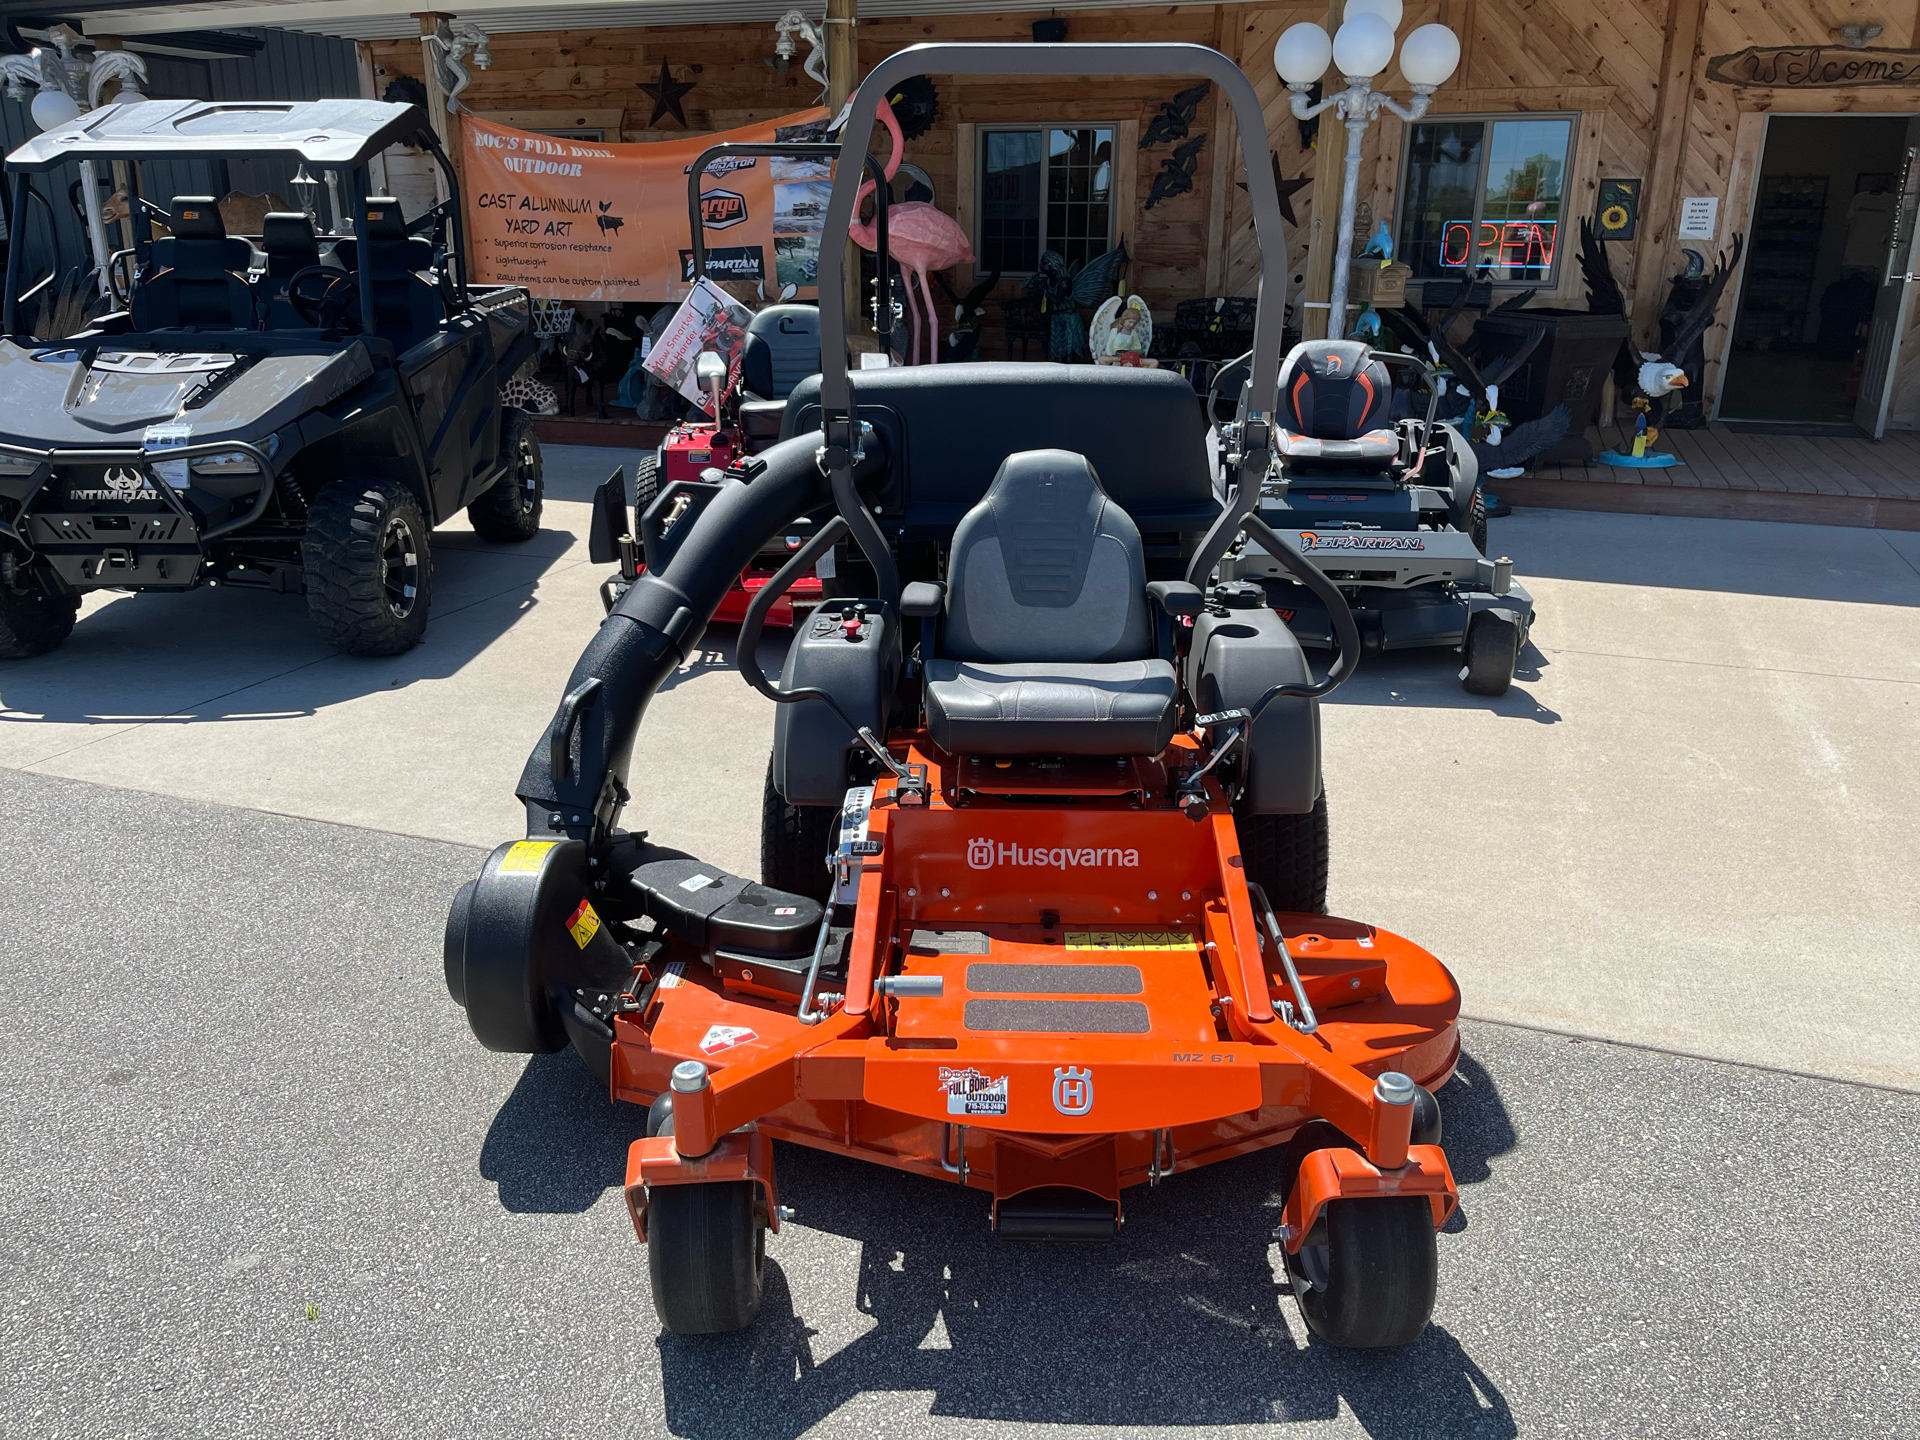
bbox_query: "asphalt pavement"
[1,770,1913,1440]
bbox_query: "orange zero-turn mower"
[444,43,1461,1349]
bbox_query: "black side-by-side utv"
[0,97,541,658]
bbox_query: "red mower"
[452,43,1461,1350]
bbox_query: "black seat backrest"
[261,212,319,282]
[741,304,820,400]
[1278,339,1391,439]
[779,363,1219,542]
[132,197,255,329]
[943,449,1152,664]
[259,212,319,327]
[331,198,443,349]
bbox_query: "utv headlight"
[0,454,41,476]
[189,451,262,478]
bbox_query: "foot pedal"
[993,1187,1119,1241]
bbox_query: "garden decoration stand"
[848,98,973,365]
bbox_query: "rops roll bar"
[813,44,1293,616]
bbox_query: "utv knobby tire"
[761,756,837,904]
[0,585,79,659]
[467,408,544,542]
[302,478,433,656]
[1237,791,1329,915]
[645,1115,766,1335]
[1287,1195,1438,1349]
[1468,484,1488,557]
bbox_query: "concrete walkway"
[1,446,1914,1088]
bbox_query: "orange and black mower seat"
[1276,338,1398,463]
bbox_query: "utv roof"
[5,98,431,172]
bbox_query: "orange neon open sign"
[1440,218,1557,272]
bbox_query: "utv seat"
[258,211,320,328]
[331,197,443,350]
[1276,338,1398,464]
[132,197,256,329]
[739,304,819,441]
[923,448,1179,758]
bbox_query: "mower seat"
[924,449,1178,758]
[739,304,820,440]
[1277,338,1398,465]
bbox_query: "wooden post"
[414,12,456,209]
[1202,5,1235,295]
[355,41,392,197]
[1300,0,1344,340]
[827,0,859,332]
[1628,0,1707,361]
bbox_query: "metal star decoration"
[638,60,696,127]
[1238,152,1311,228]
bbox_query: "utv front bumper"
[0,438,278,591]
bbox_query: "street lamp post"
[1274,0,1459,340]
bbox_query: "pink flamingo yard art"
[849,98,974,365]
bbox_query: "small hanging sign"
[1595,178,1641,240]
[1707,46,1920,88]
[1676,196,1719,240]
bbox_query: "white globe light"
[1332,13,1396,80]
[1273,22,1334,85]
[1400,23,1463,87]
[1344,0,1404,30]
[31,88,82,131]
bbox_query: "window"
[978,125,1116,273]
[1396,114,1576,286]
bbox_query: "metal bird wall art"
[1579,217,1744,455]
[1143,81,1210,148]
[1145,134,1206,210]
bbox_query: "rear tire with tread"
[302,477,432,656]
[1468,484,1488,556]
[1237,791,1329,914]
[0,577,79,658]
[467,409,544,542]
[761,756,837,903]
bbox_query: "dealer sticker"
[939,1066,1009,1117]
[498,840,556,874]
[678,873,718,892]
[1065,931,1196,951]
[699,1024,759,1055]
[565,897,601,949]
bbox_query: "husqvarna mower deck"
[445,43,1463,1350]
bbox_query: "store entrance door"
[1854,119,1920,437]
[1720,114,1915,429]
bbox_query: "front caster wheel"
[647,1173,767,1334]
[1460,606,1521,697]
[1286,1195,1438,1348]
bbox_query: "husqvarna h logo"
[965,839,1138,871]
[1052,1066,1093,1116]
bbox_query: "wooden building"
[52,0,1920,464]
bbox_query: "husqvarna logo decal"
[1298,531,1426,552]
[966,839,1139,871]
[1053,1066,1093,1116]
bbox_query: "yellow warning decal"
[566,897,602,949]
[499,840,557,874]
[1065,931,1197,951]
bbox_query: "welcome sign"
[463,108,831,302]
[1707,46,1920,88]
